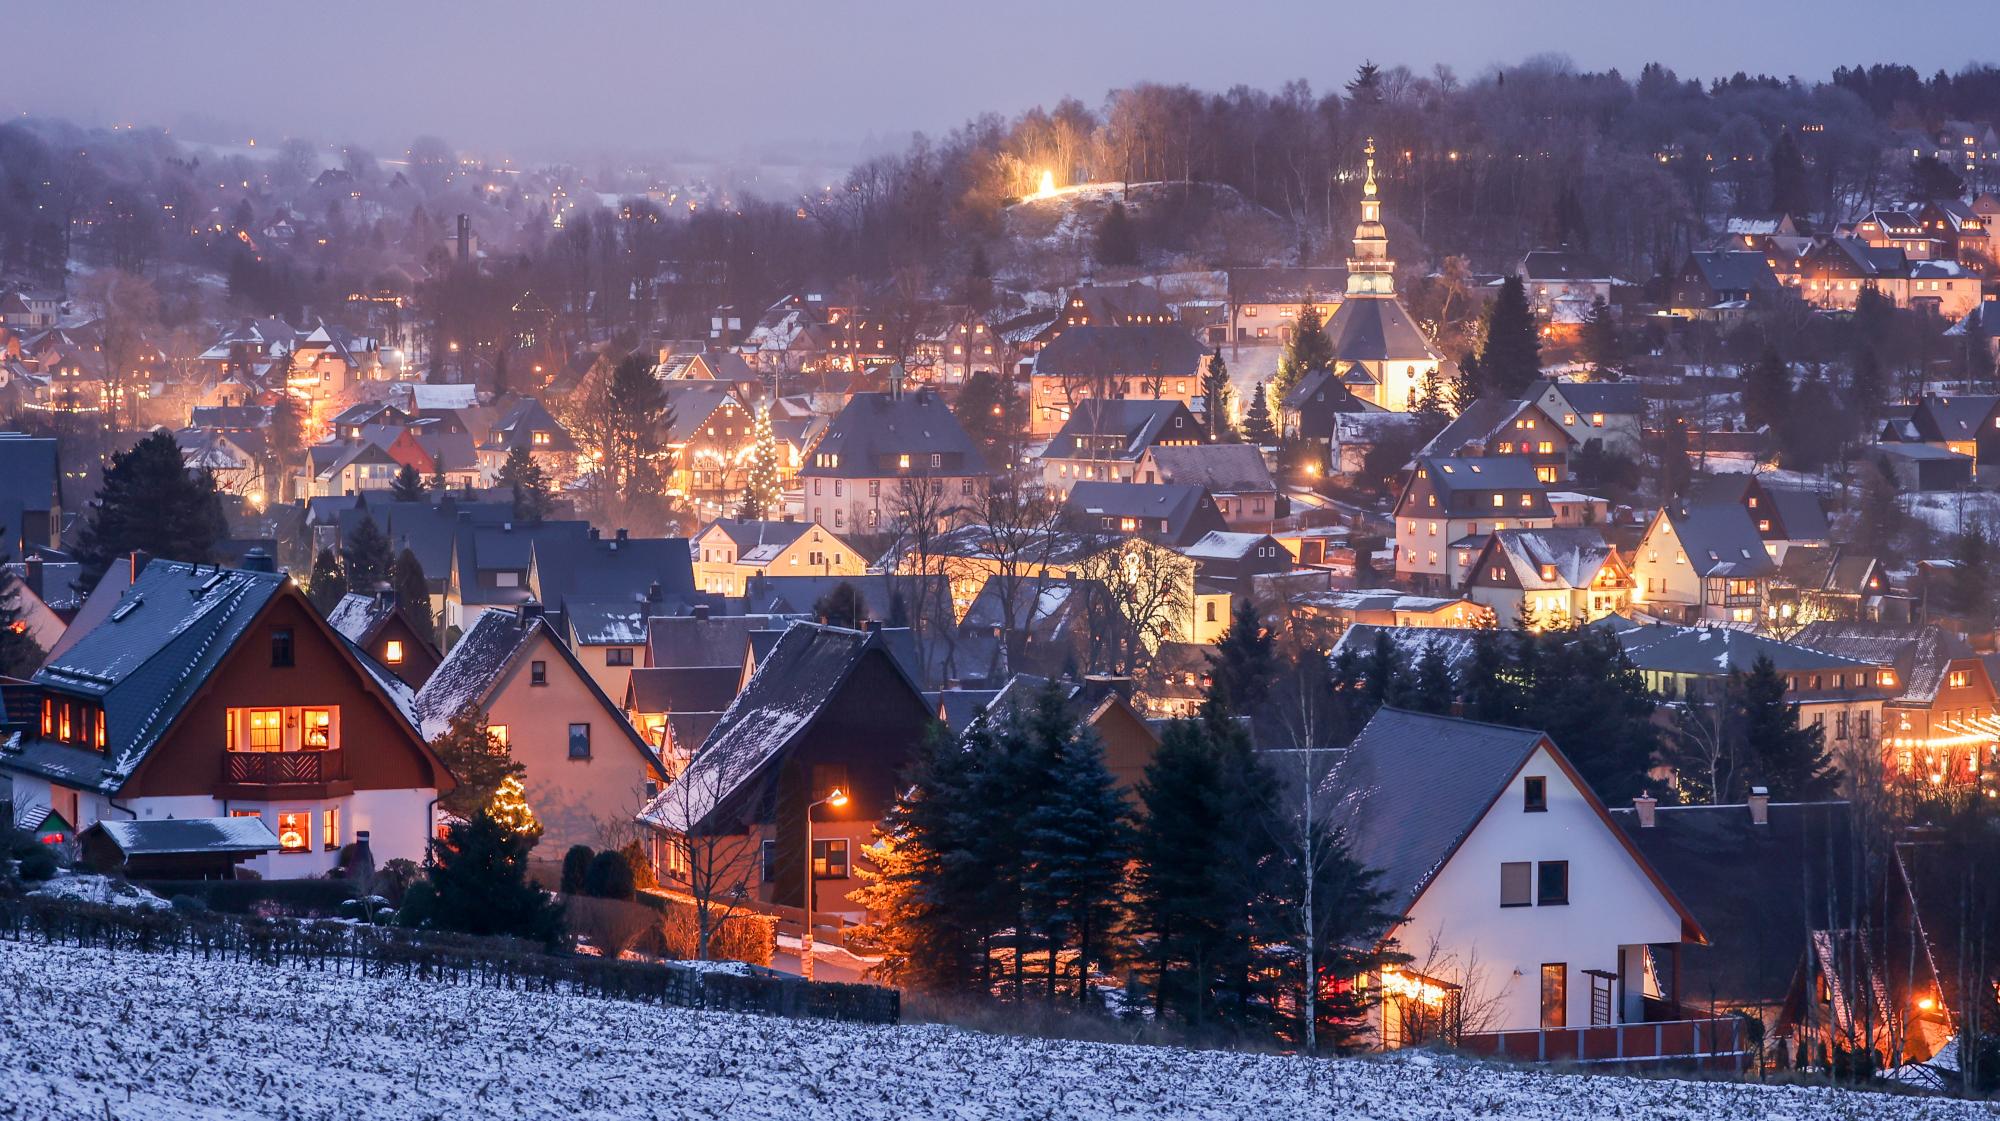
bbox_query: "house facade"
[1392,456,1555,593]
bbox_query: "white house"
[1335,709,1705,1044]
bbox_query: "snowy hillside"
[0,937,1987,1120]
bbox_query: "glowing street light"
[801,787,848,983]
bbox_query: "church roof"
[1323,295,1439,363]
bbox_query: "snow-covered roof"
[88,816,278,855]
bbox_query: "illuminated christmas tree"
[741,405,783,520]
[487,773,543,840]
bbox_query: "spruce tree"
[341,512,395,593]
[1581,296,1622,380]
[1402,641,1457,714]
[1515,626,1659,803]
[1360,629,1404,712]
[813,582,865,628]
[1208,598,1274,715]
[1743,345,1793,433]
[1274,305,1335,402]
[497,446,553,524]
[73,430,230,590]
[743,405,783,520]
[400,809,561,943]
[1478,276,1541,399]
[1201,349,1234,442]
[1242,382,1277,445]
[307,547,348,615]
[392,547,434,639]
[1735,655,1839,800]
[1460,627,1521,723]
[431,702,527,821]
[1946,525,1994,627]
[1095,201,1140,267]
[270,392,307,503]
[1964,312,1995,391]
[1449,351,1482,412]
[1768,128,1810,217]
[390,463,426,502]
[1017,685,1133,1003]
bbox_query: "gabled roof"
[85,816,279,856]
[1279,367,1379,414]
[1337,708,1704,943]
[1043,399,1201,462]
[1773,545,1880,596]
[1228,266,1347,304]
[479,397,577,453]
[1655,503,1776,577]
[797,389,987,479]
[1684,250,1782,297]
[1528,378,1646,417]
[1032,323,1205,379]
[1479,527,1619,590]
[1792,622,1974,705]
[413,608,663,774]
[1183,530,1286,563]
[1612,800,1852,1007]
[698,518,828,564]
[646,614,798,669]
[1322,294,1438,363]
[1141,443,1275,495]
[625,665,742,716]
[637,623,924,833]
[1612,623,1878,676]
[1421,399,1523,457]
[325,592,399,646]
[1064,481,1224,547]
[1327,624,1484,674]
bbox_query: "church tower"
[1346,139,1396,299]
[1319,138,1440,411]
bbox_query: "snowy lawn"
[0,937,1994,1120]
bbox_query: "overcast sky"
[4,1,1990,166]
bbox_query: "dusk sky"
[4,1,1991,164]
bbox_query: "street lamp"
[801,787,848,983]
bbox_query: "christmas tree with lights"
[739,405,783,520]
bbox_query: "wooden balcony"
[220,749,350,798]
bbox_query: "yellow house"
[414,605,667,857]
[691,519,866,598]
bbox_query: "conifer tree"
[1017,686,1133,1002]
[307,546,348,614]
[487,773,543,840]
[1946,525,1994,628]
[1360,629,1404,712]
[1402,641,1457,714]
[1743,345,1793,432]
[742,405,783,520]
[1095,201,1139,267]
[390,463,426,502]
[392,547,433,639]
[341,512,395,592]
[270,392,308,503]
[1274,305,1335,402]
[1449,351,1483,412]
[399,809,561,943]
[497,446,552,524]
[813,582,865,628]
[430,702,527,821]
[1769,128,1810,217]
[1242,382,1277,445]
[1208,598,1274,714]
[1201,349,1234,442]
[1581,296,1622,380]
[1459,627,1520,723]
[74,430,230,590]
[1735,655,1839,800]
[1413,369,1450,428]
[1477,276,1541,398]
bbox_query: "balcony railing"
[1459,1015,1750,1071]
[224,749,344,787]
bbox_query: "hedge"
[640,888,778,967]
[140,878,360,917]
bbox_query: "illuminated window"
[57,705,70,741]
[302,709,332,749]
[1949,670,1970,689]
[323,806,341,851]
[1492,494,1505,508]
[40,698,51,737]
[898,454,910,469]
[249,709,284,752]
[277,812,310,854]
[383,639,405,664]
[489,724,509,747]
[811,838,850,879]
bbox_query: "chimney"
[646,580,662,604]
[519,600,544,622]
[589,527,601,541]
[1633,792,1657,829]
[240,548,276,574]
[690,604,711,621]
[1748,786,1770,826]
[864,620,882,634]
[616,528,629,541]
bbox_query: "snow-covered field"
[0,937,1992,1120]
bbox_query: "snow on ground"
[1905,490,2000,539]
[0,937,1991,1120]
[26,874,170,910]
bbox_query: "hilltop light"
[1030,168,1057,200]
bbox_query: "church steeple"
[1346,138,1396,299]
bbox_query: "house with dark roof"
[1515,250,1620,326]
[0,560,452,879]
[624,613,797,767]
[325,591,441,691]
[1333,709,1706,1042]
[1766,545,1895,626]
[1133,444,1278,531]
[475,397,578,483]
[1420,397,1577,485]
[1669,250,1785,319]
[1876,394,2000,479]
[414,604,665,855]
[636,623,935,923]
[1392,456,1555,593]
[972,674,1160,805]
[1027,324,1207,435]
[1791,622,1999,788]
[1688,475,1831,561]
[1630,502,1778,624]
[1278,367,1381,443]
[1523,379,1648,460]
[1224,266,1345,346]
[690,518,864,597]
[1610,796,1865,1054]
[1462,527,1630,627]
[1039,399,1204,497]
[1063,481,1227,548]
[794,383,988,535]
[660,382,758,512]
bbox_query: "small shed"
[1871,444,1974,492]
[80,817,279,880]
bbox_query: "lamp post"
[801,786,848,983]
